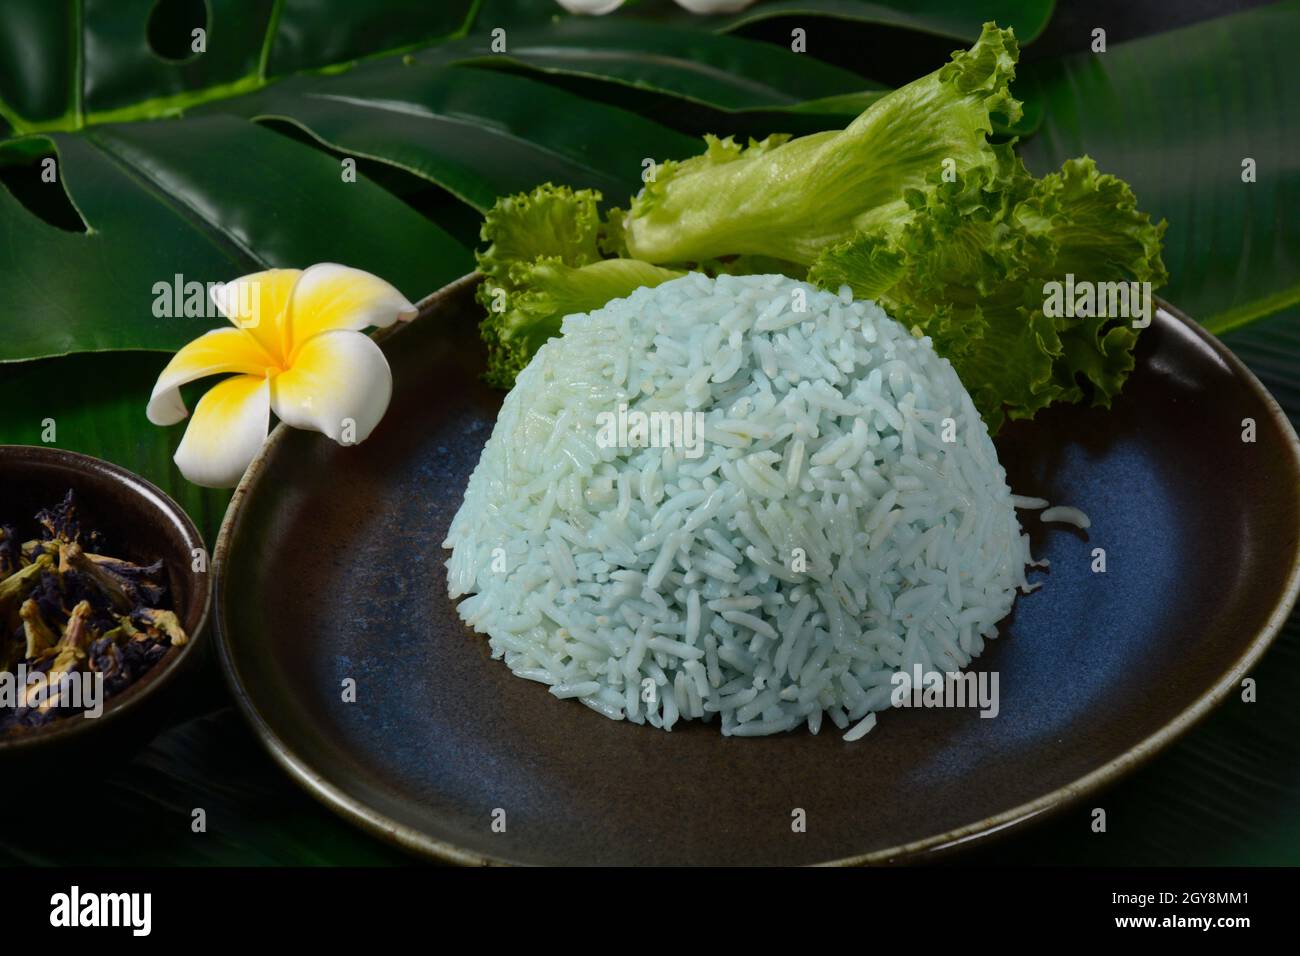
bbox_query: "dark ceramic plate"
[0,446,210,759]
[214,276,1300,865]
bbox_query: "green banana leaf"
[1017,0,1300,336]
[200,62,702,214]
[426,17,883,112]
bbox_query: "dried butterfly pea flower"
[69,547,167,610]
[0,554,54,629]
[19,598,57,659]
[21,539,52,562]
[89,636,130,695]
[0,526,19,577]
[49,600,95,674]
[87,554,167,606]
[1,492,188,735]
[130,608,188,647]
[61,542,132,612]
[35,490,82,543]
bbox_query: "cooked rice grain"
[444,274,1035,739]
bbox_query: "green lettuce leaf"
[809,149,1167,428]
[475,184,680,386]
[476,182,604,282]
[481,256,683,387]
[474,23,1166,432]
[622,22,1022,265]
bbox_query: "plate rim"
[212,277,1300,866]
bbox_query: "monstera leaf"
[0,0,479,132]
[0,0,877,365]
[0,0,880,546]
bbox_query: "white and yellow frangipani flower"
[147,263,417,488]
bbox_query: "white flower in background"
[147,264,416,487]
[555,0,626,13]
[672,0,758,11]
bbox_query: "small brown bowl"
[0,446,210,761]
